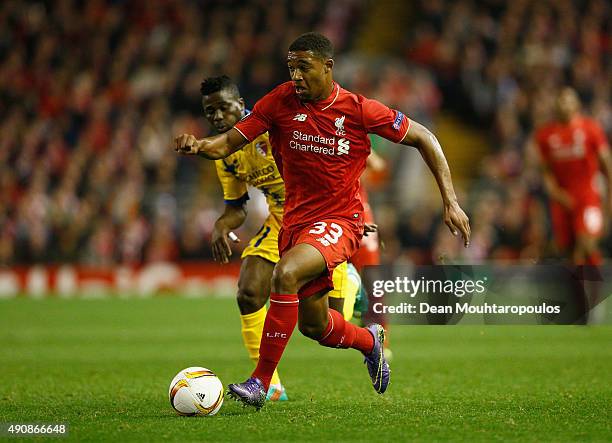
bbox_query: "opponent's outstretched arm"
[174,128,247,159]
[400,120,471,247]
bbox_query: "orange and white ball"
[168,367,224,416]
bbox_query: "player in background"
[201,75,361,401]
[535,87,611,322]
[536,87,611,265]
[175,33,470,409]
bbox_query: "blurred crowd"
[1,0,610,266]
[0,0,361,265]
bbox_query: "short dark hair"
[288,32,334,60]
[200,75,239,97]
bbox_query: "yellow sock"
[342,276,360,321]
[334,263,361,321]
[239,305,281,387]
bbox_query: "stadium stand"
[1,0,610,268]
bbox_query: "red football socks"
[318,308,374,354]
[252,293,298,390]
[252,295,376,389]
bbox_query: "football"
[168,367,224,416]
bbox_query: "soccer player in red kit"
[536,87,612,265]
[175,33,470,409]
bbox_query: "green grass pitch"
[1,297,611,442]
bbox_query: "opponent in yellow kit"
[201,76,360,401]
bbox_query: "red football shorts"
[550,199,603,250]
[278,217,363,298]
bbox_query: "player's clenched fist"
[174,134,200,154]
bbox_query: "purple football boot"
[227,377,266,410]
[363,324,390,394]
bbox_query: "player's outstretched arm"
[174,128,247,160]
[400,120,471,247]
[212,203,247,264]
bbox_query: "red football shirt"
[234,81,411,228]
[536,116,609,200]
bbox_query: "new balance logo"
[337,138,350,155]
[293,113,307,122]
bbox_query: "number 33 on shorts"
[309,221,344,246]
